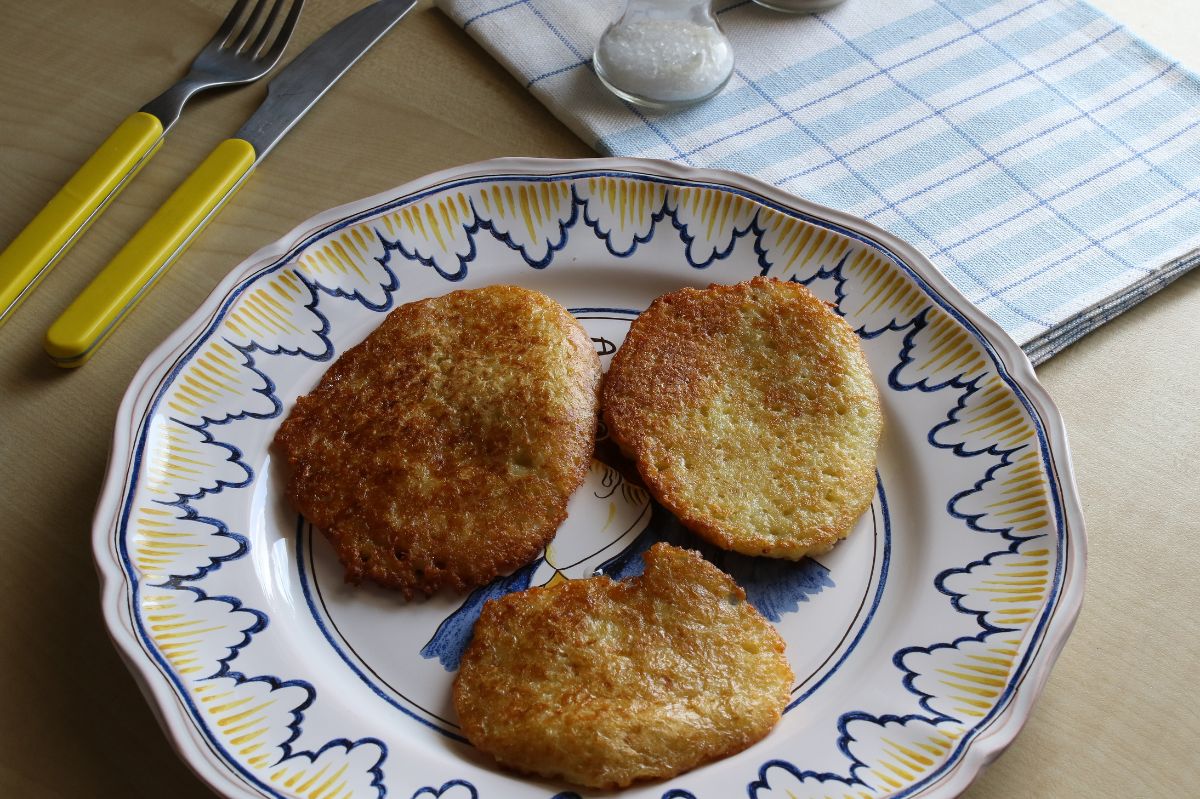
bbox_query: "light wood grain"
[0,1,1196,797]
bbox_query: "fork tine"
[229,0,269,52]
[258,0,304,65]
[248,0,286,57]
[213,0,251,46]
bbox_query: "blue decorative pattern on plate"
[93,158,1085,799]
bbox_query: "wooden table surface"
[0,1,1196,796]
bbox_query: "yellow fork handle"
[45,138,257,367]
[0,111,164,326]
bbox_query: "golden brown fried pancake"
[454,543,793,789]
[274,285,600,598]
[602,277,882,559]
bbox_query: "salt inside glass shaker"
[594,0,734,110]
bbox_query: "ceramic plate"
[95,157,1085,799]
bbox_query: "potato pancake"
[602,277,882,558]
[274,285,600,597]
[454,543,794,789]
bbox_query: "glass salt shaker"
[593,0,735,111]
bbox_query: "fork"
[0,0,303,327]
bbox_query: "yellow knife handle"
[44,138,256,367]
[0,111,165,325]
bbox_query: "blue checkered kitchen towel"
[436,0,1200,363]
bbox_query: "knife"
[45,0,418,367]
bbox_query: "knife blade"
[238,0,417,158]
[44,0,419,367]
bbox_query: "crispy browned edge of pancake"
[600,276,882,558]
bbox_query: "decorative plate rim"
[92,156,1087,799]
